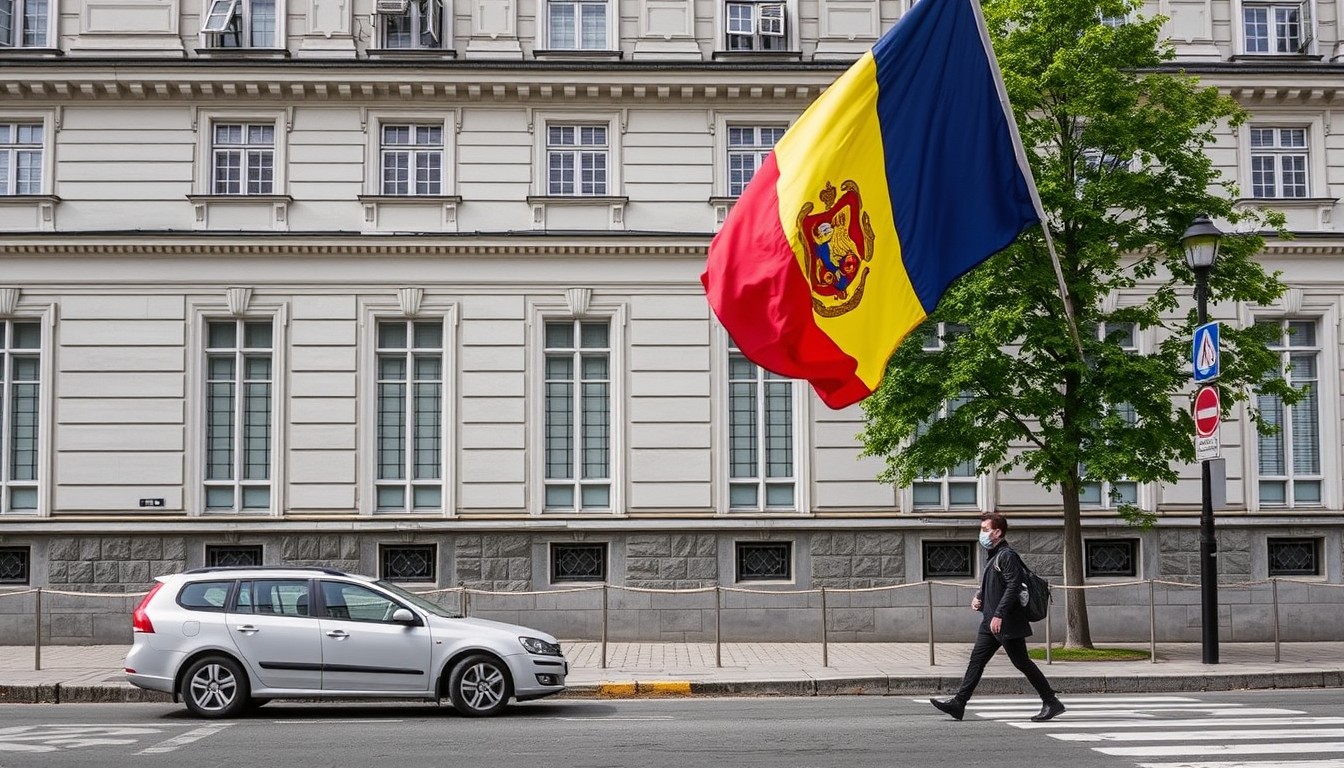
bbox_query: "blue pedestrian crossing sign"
[1193,322,1220,383]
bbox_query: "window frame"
[375,0,447,49]
[920,540,975,580]
[0,113,56,198]
[719,0,793,52]
[0,545,30,584]
[198,0,284,49]
[371,317,450,514]
[1253,318,1324,509]
[1236,0,1314,55]
[1265,536,1322,577]
[526,297,626,516]
[187,298,289,517]
[530,112,623,199]
[359,298,458,517]
[378,543,439,583]
[1079,321,1142,510]
[734,540,793,583]
[904,323,985,513]
[722,334,802,512]
[1239,117,1325,203]
[0,0,54,48]
[194,112,289,198]
[549,542,608,583]
[1083,538,1139,579]
[204,544,264,567]
[540,0,613,51]
[0,307,52,517]
[363,113,457,197]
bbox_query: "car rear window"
[177,580,233,612]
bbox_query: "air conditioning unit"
[375,0,410,14]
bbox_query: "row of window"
[0,118,1321,201]
[0,536,1326,587]
[0,0,1329,57]
[0,315,1329,514]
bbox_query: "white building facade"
[0,0,1341,643]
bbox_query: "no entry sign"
[1194,386,1220,438]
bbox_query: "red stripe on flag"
[701,153,871,409]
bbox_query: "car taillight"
[132,581,164,634]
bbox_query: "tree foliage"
[858,0,1295,647]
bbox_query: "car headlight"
[519,636,562,656]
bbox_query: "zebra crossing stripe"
[1012,716,1338,730]
[1096,741,1344,757]
[978,707,1301,719]
[969,702,1262,711]
[1137,761,1344,768]
[1052,728,1344,742]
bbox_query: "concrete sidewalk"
[1,641,1341,704]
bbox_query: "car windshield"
[375,580,460,618]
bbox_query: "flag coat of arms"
[701,0,1040,409]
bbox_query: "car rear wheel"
[181,656,249,719]
[447,654,511,717]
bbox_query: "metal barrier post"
[819,587,828,668]
[715,587,722,669]
[1044,591,1052,665]
[1149,579,1157,664]
[600,584,609,670]
[458,583,466,618]
[464,588,471,617]
[926,581,936,666]
[1272,578,1281,663]
[34,587,42,672]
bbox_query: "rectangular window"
[728,337,794,510]
[0,0,49,47]
[724,1,787,51]
[380,544,437,582]
[546,125,607,196]
[1267,537,1320,576]
[375,320,444,512]
[1084,539,1138,578]
[922,541,974,579]
[380,125,444,196]
[911,394,978,510]
[236,579,309,616]
[735,541,791,581]
[204,319,273,513]
[205,544,263,567]
[546,0,607,49]
[380,0,443,48]
[1,320,40,514]
[1257,320,1321,507]
[211,123,275,195]
[1080,322,1139,507]
[0,546,29,584]
[1249,127,1309,198]
[0,123,43,196]
[727,125,785,197]
[1242,2,1307,53]
[201,0,277,47]
[544,320,610,510]
[550,543,606,583]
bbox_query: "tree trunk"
[1060,482,1093,648]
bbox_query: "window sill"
[1235,196,1338,230]
[0,194,60,231]
[0,47,63,58]
[532,49,623,60]
[528,195,628,230]
[187,194,293,231]
[711,50,802,62]
[193,47,292,59]
[1228,53,1324,62]
[359,195,462,231]
[365,47,457,59]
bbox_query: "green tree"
[858,0,1295,647]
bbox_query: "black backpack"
[1019,564,1051,622]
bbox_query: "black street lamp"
[1182,213,1222,665]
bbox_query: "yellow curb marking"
[638,681,692,696]
[596,683,638,698]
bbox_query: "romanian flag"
[701,0,1039,409]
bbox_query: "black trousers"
[953,629,1056,703]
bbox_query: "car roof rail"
[182,565,350,577]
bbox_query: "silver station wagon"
[125,566,568,718]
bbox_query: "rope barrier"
[33,588,148,599]
[0,589,38,599]
[461,586,604,597]
[613,585,717,594]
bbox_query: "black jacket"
[975,541,1032,640]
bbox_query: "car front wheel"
[447,654,511,717]
[181,656,249,719]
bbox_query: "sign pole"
[1193,271,1219,665]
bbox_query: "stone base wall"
[1,524,1340,644]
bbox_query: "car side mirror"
[391,608,417,624]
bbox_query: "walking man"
[930,512,1065,722]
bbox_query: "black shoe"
[1030,699,1065,722]
[930,697,965,720]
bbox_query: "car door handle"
[235,625,259,634]
[326,630,349,639]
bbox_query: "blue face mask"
[979,531,994,550]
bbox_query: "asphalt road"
[2,689,1341,768]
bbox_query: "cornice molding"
[0,238,712,258]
